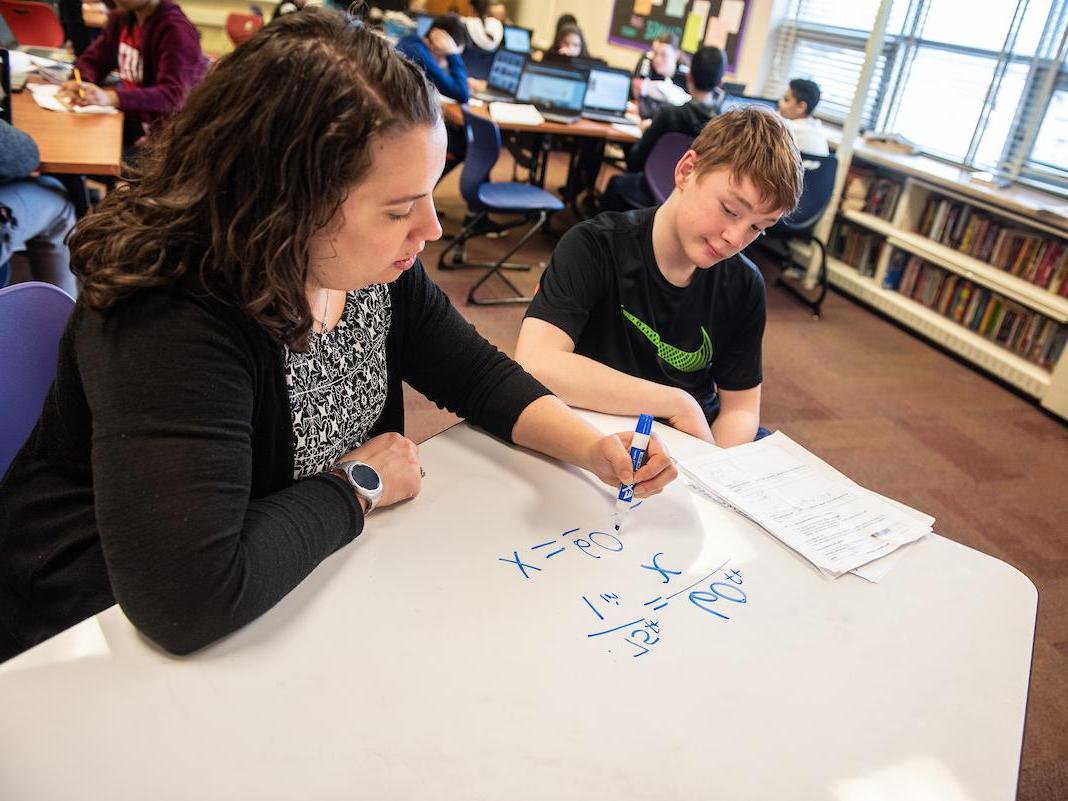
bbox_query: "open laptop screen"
[502,25,532,53]
[583,67,631,113]
[412,13,433,38]
[515,63,587,113]
[720,94,779,113]
[487,49,526,95]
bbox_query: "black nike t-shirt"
[526,207,765,415]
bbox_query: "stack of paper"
[488,102,544,126]
[678,432,932,581]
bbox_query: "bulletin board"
[609,0,753,69]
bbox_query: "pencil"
[73,67,85,103]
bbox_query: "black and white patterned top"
[284,286,391,479]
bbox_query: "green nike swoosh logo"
[621,308,713,373]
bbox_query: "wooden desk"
[448,100,642,144]
[0,413,1036,801]
[12,88,123,176]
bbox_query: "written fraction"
[496,507,748,659]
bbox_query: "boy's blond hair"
[691,106,805,214]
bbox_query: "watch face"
[351,463,381,491]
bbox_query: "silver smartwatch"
[331,460,383,512]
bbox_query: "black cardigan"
[0,263,549,660]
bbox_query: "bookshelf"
[821,145,1068,419]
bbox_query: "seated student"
[778,78,829,156]
[0,9,676,664]
[551,22,588,58]
[461,0,503,52]
[515,108,803,448]
[396,14,469,177]
[632,32,689,112]
[600,46,725,214]
[57,0,208,153]
[396,14,469,103]
[0,121,77,295]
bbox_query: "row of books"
[883,250,1068,368]
[840,167,903,221]
[829,221,883,277]
[915,194,1068,293]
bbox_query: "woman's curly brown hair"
[69,8,440,350]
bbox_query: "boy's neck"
[652,199,697,288]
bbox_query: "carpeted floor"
[408,153,1068,801]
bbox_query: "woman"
[0,10,676,662]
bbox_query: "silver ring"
[420,467,426,478]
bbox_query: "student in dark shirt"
[0,10,676,664]
[631,31,689,117]
[601,46,725,213]
[551,22,588,58]
[57,0,208,150]
[516,108,803,447]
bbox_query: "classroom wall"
[510,0,781,93]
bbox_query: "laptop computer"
[473,49,526,103]
[502,25,532,53]
[0,13,73,64]
[514,61,588,124]
[412,12,433,38]
[581,65,634,125]
[1,48,12,123]
[720,93,779,113]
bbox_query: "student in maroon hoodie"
[58,0,208,150]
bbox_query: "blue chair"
[438,109,564,306]
[756,151,838,319]
[0,281,74,476]
[643,131,694,205]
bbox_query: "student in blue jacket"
[396,14,469,175]
[395,13,469,103]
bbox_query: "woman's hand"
[337,432,423,512]
[586,431,677,500]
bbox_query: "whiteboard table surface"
[0,414,1037,801]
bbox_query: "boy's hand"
[666,390,715,444]
[428,29,461,57]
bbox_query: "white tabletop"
[0,413,1037,801]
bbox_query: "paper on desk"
[28,83,117,114]
[611,122,643,138]
[678,432,932,577]
[489,102,544,126]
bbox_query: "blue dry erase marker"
[613,413,654,532]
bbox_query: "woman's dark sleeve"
[393,263,551,442]
[78,293,363,655]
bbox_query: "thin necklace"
[312,290,330,334]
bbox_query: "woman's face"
[558,32,582,57]
[308,121,447,291]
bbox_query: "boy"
[778,78,829,156]
[395,14,469,103]
[515,108,803,447]
[601,45,725,213]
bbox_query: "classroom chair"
[0,0,64,47]
[438,109,563,306]
[0,281,74,476]
[755,151,838,319]
[226,12,263,47]
[643,131,694,204]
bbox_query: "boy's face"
[651,42,678,78]
[778,88,808,120]
[673,159,784,268]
